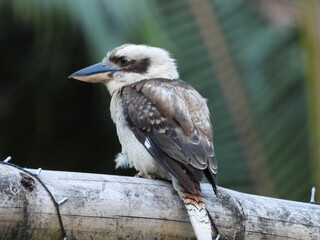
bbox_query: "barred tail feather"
[182,186,212,240]
[172,178,212,240]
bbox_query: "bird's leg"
[135,171,155,179]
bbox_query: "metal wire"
[310,187,320,205]
[0,160,68,239]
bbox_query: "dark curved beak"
[69,62,120,83]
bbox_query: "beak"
[69,62,120,83]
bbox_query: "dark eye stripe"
[120,57,128,64]
[125,58,150,73]
[110,56,131,66]
[110,56,150,73]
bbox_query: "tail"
[172,178,213,240]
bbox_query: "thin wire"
[0,161,67,239]
[310,187,320,205]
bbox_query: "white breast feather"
[110,92,168,177]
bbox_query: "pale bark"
[0,164,319,240]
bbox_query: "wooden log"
[0,163,319,240]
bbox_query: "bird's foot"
[135,171,155,179]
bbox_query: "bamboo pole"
[0,164,319,240]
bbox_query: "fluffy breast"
[110,92,168,177]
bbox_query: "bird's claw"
[135,172,155,179]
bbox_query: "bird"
[69,44,219,240]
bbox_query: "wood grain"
[0,164,319,239]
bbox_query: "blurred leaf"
[300,0,320,200]
[0,0,313,201]
[154,0,311,200]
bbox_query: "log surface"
[0,164,319,240]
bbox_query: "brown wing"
[121,78,217,193]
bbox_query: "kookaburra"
[69,44,218,240]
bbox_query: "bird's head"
[69,44,179,94]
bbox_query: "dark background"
[1,0,319,201]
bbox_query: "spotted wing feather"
[121,78,217,193]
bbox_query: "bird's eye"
[120,57,128,64]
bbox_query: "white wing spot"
[144,139,152,149]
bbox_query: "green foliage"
[0,0,312,201]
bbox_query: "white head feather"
[103,44,179,94]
